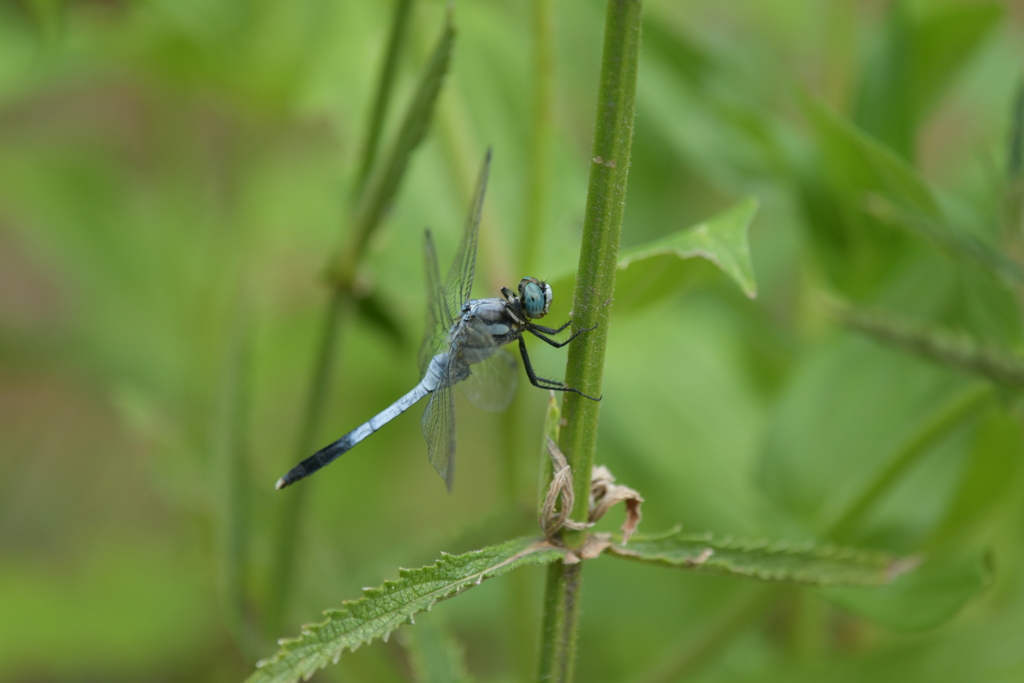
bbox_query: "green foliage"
[607,529,903,586]
[341,8,456,276]
[830,299,1024,390]
[614,197,758,306]
[824,553,992,632]
[2,1,1024,682]
[854,2,1002,158]
[249,538,563,683]
[547,197,758,318]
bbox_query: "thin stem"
[536,562,583,683]
[353,0,414,200]
[559,0,643,546]
[520,0,555,274]
[223,291,258,659]
[502,0,558,510]
[829,299,1024,389]
[536,2,642,682]
[827,382,994,540]
[1001,75,1024,313]
[504,5,557,674]
[266,288,351,634]
[336,12,455,285]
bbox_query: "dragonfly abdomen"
[275,376,435,489]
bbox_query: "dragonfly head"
[519,277,552,319]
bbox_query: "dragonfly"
[276,149,598,492]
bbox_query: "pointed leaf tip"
[246,538,563,683]
[607,529,903,587]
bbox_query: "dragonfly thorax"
[518,277,552,319]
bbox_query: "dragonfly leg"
[531,319,575,335]
[517,338,601,400]
[528,322,598,349]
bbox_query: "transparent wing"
[442,149,492,320]
[417,149,493,492]
[458,348,518,412]
[421,384,456,491]
[419,230,450,376]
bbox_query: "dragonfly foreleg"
[528,322,597,349]
[517,337,601,401]
[530,319,574,335]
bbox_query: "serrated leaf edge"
[251,538,562,682]
[607,530,911,586]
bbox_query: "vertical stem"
[537,562,583,683]
[502,4,557,675]
[504,0,558,510]
[536,2,642,682]
[505,3,558,672]
[353,0,415,199]
[1001,76,1024,317]
[560,0,643,545]
[265,288,352,634]
[223,291,257,658]
[520,0,556,273]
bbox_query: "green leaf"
[607,529,905,587]
[797,95,940,291]
[756,336,988,546]
[340,8,455,273]
[908,3,1002,126]
[927,411,1024,552]
[866,195,1024,286]
[824,553,992,632]
[804,95,939,218]
[828,298,1024,390]
[248,538,563,683]
[549,198,758,316]
[615,197,759,306]
[853,3,1001,158]
[853,2,914,158]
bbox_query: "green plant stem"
[266,288,352,634]
[537,562,583,683]
[224,292,258,659]
[536,2,642,682]
[559,0,643,546]
[504,4,557,673]
[336,13,455,285]
[829,299,1024,389]
[520,0,555,274]
[353,0,414,199]
[502,0,557,511]
[828,382,995,540]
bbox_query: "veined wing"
[442,148,492,322]
[418,148,493,492]
[458,348,518,412]
[418,230,450,375]
[421,381,456,492]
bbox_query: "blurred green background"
[2,0,1024,681]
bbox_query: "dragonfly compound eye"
[519,277,552,319]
